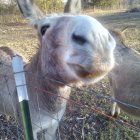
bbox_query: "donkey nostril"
[41,24,50,36]
[72,33,87,45]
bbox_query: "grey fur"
[64,0,81,14]
[109,31,140,118]
[0,0,116,139]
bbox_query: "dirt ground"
[96,12,140,52]
[0,11,140,140]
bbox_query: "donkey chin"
[68,57,114,83]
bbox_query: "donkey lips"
[68,63,103,79]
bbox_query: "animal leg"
[43,121,59,140]
[111,102,120,117]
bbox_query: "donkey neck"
[25,52,71,113]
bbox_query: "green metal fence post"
[12,55,34,140]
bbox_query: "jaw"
[66,50,115,83]
[68,62,114,83]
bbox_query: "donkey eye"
[41,25,50,36]
[72,34,87,45]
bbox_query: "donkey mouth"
[68,63,105,80]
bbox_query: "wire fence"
[0,55,24,140]
[0,0,140,139]
[0,55,140,140]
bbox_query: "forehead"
[37,15,73,29]
[37,15,104,31]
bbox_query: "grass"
[61,78,140,140]
[0,9,140,140]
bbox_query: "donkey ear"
[17,0,44,26]
[64,0,81,14]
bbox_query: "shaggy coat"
[0,0,116,139]
[109,31,140,118]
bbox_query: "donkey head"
[17,0,116,84]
